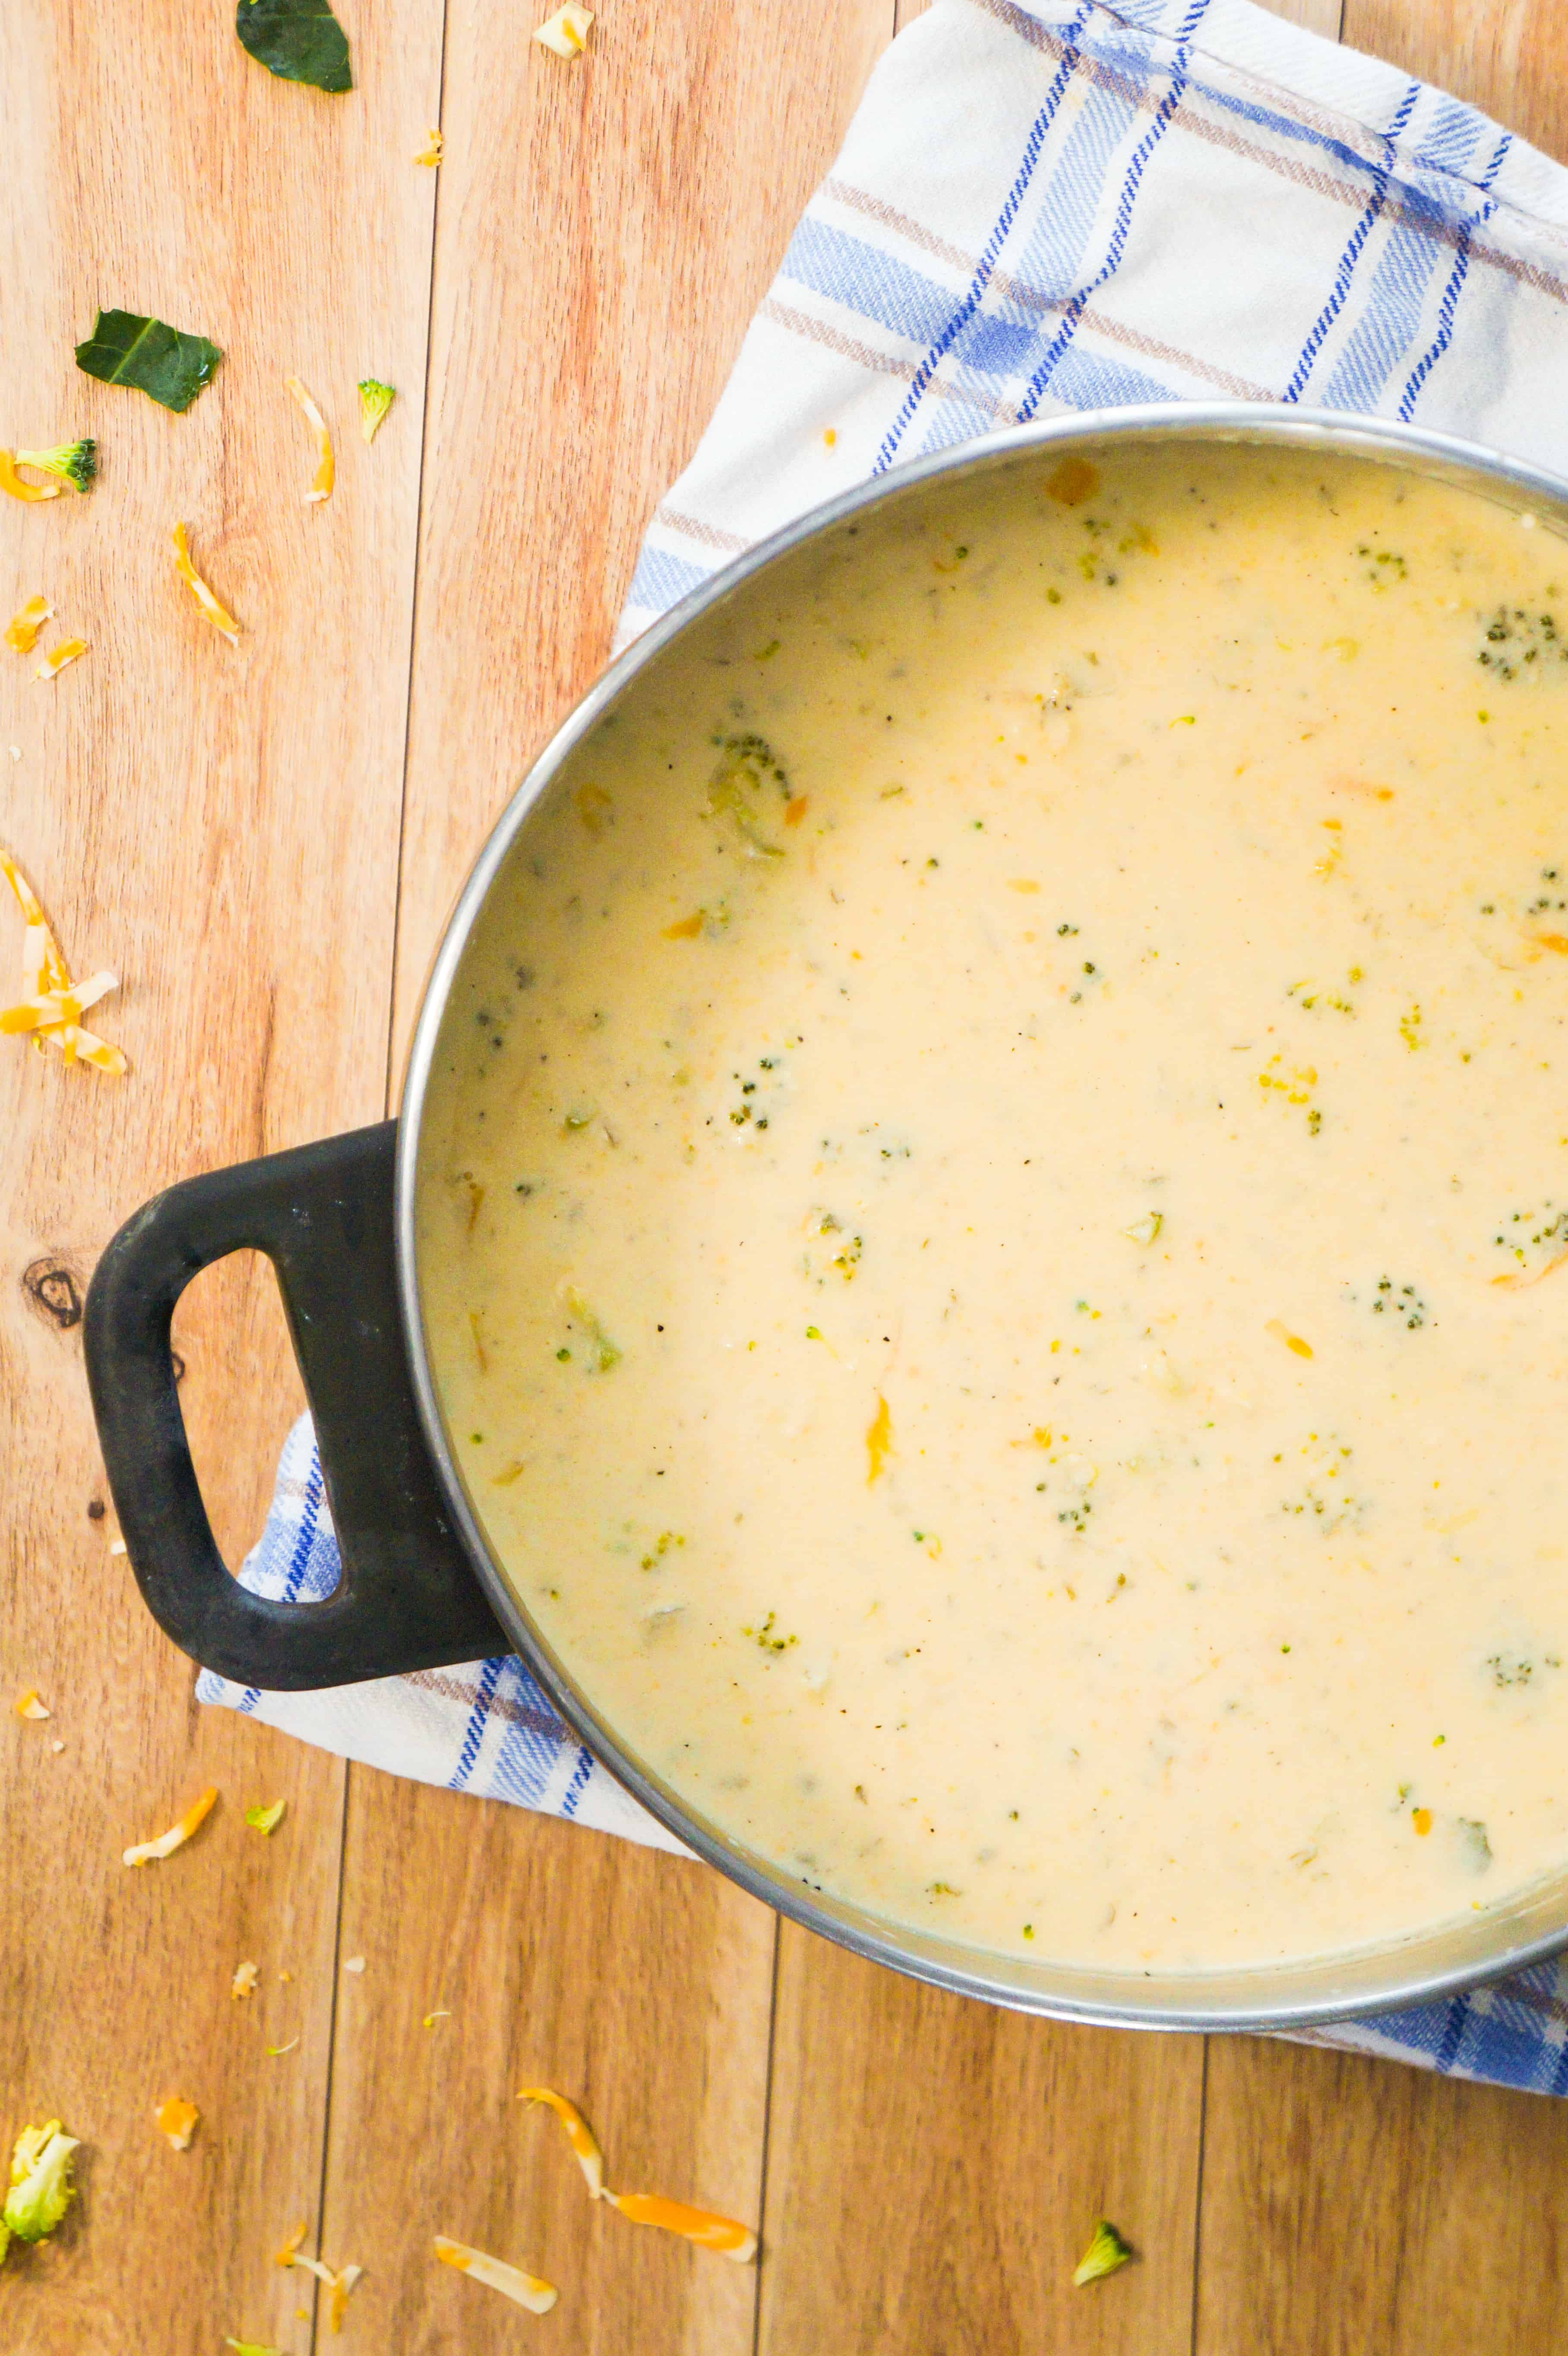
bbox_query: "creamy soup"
[420,442,1568,1973]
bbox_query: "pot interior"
[407,413,1568,2027]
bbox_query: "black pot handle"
[84,1121,507,1690]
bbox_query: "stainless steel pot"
[86,402,1568,2033]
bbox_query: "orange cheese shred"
[1,848,126,1075]
[173,522,241,643]
[0,450,62,503]
[6,595,53,652]
[274,2219,309,2268]
[1265,1317,1314,1358]
[434,2237,556,2314]
[35,636,86,681]
[284,377,334,504]
[1492,1250,1568,1291]
[154,2096,199,2151]
[603,2190,758,2263]
[14,1689,51,1720]
[662,912,704,940]
[123,1786,218,1867]
[518,2085,606,2198]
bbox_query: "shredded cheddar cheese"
[518,2085,606,2198]
[274,2219,309,2269]
[0,450,62,502]
[1264,1317,1314,1358]
[123,1786,218,1867]
[434,2237,557,2315]
[519,2083,758,2261]
[603,2190,758,2261]
[173,522,241,643]
[284,378,334,505]
[0,849,123,1072]
[6,595,53,652]
[14,1689,51,1720]
[154,2097,199,2151]
[231,1960,260,2000]
[291,2253,364,2332]
[534,3,594,55]
[414,127,444,165]
[35,637,86,681]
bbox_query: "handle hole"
[172,1247,312,1575]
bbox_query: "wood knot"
[22,1257,83,1330]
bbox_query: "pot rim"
[395,400,1568,2030]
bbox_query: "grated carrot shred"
[154,2096,199,2151]
[434,2237,556,2314]
[173,522,241,643]
[518,2084,606,2198]
[6,595,53,652]
[123,1785,218,1867]
[604,2191,758,2262]
[0,450,62,502]
[35,637,86,681]
[284,378,334,504]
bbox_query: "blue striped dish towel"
[201,0,1568,2092]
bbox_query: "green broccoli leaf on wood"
[236,0,353,94]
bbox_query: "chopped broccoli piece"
[3,2121,79,2244]
[1073,2218,1134,2286]
[244,1798,287,1835]
[357,380,396,444]
[15,440,97,493]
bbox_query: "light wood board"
[4,3,1568,2353]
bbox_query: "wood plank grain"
[759,1927,1204,2356]
[322,1790,774,2352]
[0,0,443,2346]
[1195,2036,1568,2355]
[1342,0,1568,163]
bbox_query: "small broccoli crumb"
[1073,2219,1134,2287]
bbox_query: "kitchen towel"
[201,0,1568,2093]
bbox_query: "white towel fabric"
[203,0,1568,2091]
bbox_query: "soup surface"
[420,442,1568,1972]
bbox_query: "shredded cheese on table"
[413,127,444,165]
[34,637,85,681]
[231,1960,260,2000]
[518,2085,606,2198]
[6,595,53,652]
[434,2237,557,2315]
[518,2082,758,2259]
[154,2097,199,2151]
[172,522,241,643]
[274,2219,309,2268]
[122,1786,218,1867]
[284,378,334,504]
[534,3,594,55]
[0,450,61,502]
[1,846,127,1074]
[603,2190,758,2261]
[290,2252,364,2333]
[14,1689,51,1720]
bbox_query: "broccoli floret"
[16,440,97,493]
[3,2121,79,2244]
[357,380,396,444]
[1073,2218,1134,2286]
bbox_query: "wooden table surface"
[4,2,1568,2350]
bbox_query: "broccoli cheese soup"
[419,441,1568,1973]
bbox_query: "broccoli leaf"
[75,310,222,414]
[236,0,353,93]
